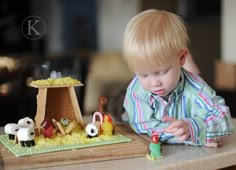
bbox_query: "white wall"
[221,0,236,62]
[97,0,140,52]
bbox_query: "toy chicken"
[146,135,163,160]
[101,114,113,136]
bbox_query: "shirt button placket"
[164,95,174,117]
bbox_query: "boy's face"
[135,56,183,98]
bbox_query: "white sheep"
[85,123,98,138]
[16,128,35,147]
[18,117,35,129]
[85,111,103,138]
[4,123,20,140]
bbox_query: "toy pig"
[146,135,163,160]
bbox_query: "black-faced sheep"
[4,123,20,140]
[16,128,35,147]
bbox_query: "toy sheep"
[85,112,103,138]
[4,123,20,140]
[16,128,35,147]
[85,123,98,138]
[18,117,35,129]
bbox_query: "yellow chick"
[101,115,113,136]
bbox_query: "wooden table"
[0,118,236,170]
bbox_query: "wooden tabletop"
[0,118,236,170]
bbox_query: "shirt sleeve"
[184,86,234,146]
[123,89,169,136]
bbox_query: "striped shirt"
[123,68,234,146]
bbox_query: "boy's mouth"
[154,90,165,95]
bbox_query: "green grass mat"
[0,132,132,157]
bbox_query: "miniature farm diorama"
[0,77,131,157]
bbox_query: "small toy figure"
[64,120,80,134]
[60,118,70,126]
[4,123,20,140]
[85,123,99,138]
[97,96,116,135]
[98,96,108,114]
[41,118,55,138]
[16,127,35,147]
[18,117,35,129]
[85,112,103,138]
[101,114,113,136]
[146,135,163,160]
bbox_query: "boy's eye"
[160,70,168,75]
[139,74,147,78]
[153,69,168,75]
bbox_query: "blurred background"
[0,0,235,126]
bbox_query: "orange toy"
[98,96,108,113]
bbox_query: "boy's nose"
[156,81,162,86]
[152,80,162,87]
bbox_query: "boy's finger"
[173,128,185,136]
[177,134,189,142]
[164,127,178,133]
[162,116,176,123]
[166,121,182,129]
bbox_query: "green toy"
[146,135,163,160]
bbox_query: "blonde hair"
[123,9,189,71]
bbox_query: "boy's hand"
[162,116,190,142]
[204,141,223,148]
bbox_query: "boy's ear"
[180,48,188,66]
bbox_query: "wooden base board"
[0,124,149,170]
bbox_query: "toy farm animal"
[16,127,35,147]
[18,117,35,128]
[85,112,103,138]
[85,123,99,138]
[101,114,113,136]
[4,123,20,140]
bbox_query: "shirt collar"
[173,68,185,96]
